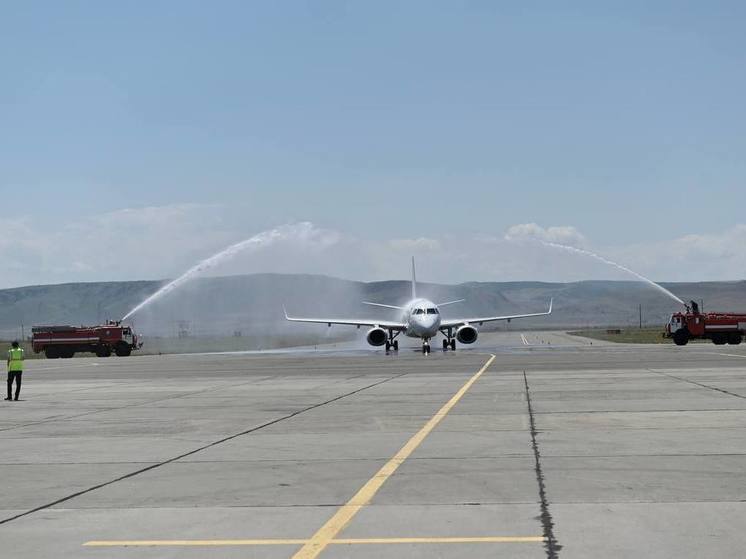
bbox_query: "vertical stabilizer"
[411,256,417,299]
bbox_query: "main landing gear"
[385,330,400,352]
[441,328,457,351]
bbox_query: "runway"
[2,331,746,558]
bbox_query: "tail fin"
[411,256,417,299]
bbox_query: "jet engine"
[456,325,478,344]
[366,327,388,347]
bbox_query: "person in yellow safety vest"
[6,341,24,401]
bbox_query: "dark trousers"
[7,371,21,400]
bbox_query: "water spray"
[121,222,337,321]
[535,240,685,306]
[504,228,685,305]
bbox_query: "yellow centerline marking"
[336,536,543,544]
[84,535,543,547]
[85,540,308,547]
[291,354,497,559]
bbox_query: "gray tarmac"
[1,330,746,558]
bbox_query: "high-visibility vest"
[8,347,24,372]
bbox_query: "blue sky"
[2,2,745,287]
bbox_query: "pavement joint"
[0,372,407,527]
[523,370,562,559]
[646,368,746,400]
[0,375,277,433]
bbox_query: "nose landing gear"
[422,339,431,354]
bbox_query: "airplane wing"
[440,299,553,328]
[284,307,407,330]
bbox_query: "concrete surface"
[1,330,745,558]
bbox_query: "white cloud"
[504,223,587,246]
[2,212,746,288]
[1,204,234,287]
[388,237,442,252]
[612,225,746,281]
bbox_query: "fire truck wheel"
[45,347,61,359]
[712,333,728,345]
[61,349,75,358]
[96,346,112,358]
[672,330,689,346]
[727,333,743,345]
[115,343,132,357]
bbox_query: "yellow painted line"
[85,540,307,547]
[84,535,543,547]
[336,536,544,545]
[292,354,497,559]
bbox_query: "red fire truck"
[665,301,745,346]
[31,321,142,358]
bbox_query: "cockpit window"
[426,308,439,314]
[414,309,425,315]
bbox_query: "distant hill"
[1,274,745,339]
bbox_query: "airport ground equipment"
[665,300,746,346]
[31,321,142,358]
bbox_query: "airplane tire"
[442,339,448,351]
[385,341,391,351]
[393,340,399,351]
[450,339,456,351]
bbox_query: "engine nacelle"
[456,325,478,345]
[366,327,388,347]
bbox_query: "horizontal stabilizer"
[435,299,465,307]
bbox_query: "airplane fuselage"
[402,298,441,339]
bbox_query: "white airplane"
[284,258,553,354]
